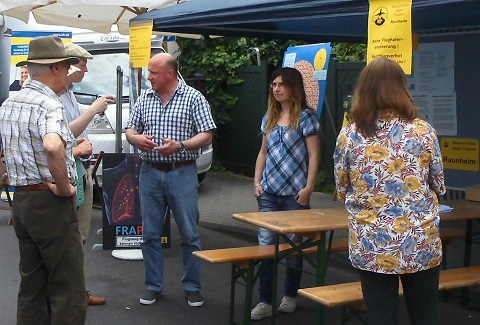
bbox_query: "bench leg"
[230,264,236,323]
[342,305,367,325]
[314,232,328,325]
[243,262,255,325]
[230,262,256,325]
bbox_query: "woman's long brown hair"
[264,67,309,134]
[351,57,417,138]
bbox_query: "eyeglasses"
[270,82,285,89]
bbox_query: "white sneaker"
[251,302,272,320]
[278,296,297,313]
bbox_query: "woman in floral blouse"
[333,57,446,325]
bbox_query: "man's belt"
[147,160,195,172]
[15,183,50,191]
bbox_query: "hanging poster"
[367,0,412,74]
[282,43,332,118]
[101,153,170,250]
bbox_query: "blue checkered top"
[260,108,320,196]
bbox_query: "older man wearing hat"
[0,36,87,325]
[59,43,114,306]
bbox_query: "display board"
[282,43,332,118]
[101,153,170,250]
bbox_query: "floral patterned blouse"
[333,110,446,274]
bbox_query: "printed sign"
[9,31,72,94]
[101,153,171,250]
[367,0,412,74]
[129,20,153,68]
[440,138,479,171]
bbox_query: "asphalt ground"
[1,171,480,324]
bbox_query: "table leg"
[315,231,327,325]
[461,219,473,307]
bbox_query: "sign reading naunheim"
[440,137,479,171]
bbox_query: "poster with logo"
[367,0,412,74]
[9,30,72,95]
[102,153,171,250]
[282,43,332,118]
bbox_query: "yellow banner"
[440,137,479,171]
[367,0,412,74]
[129,21,154,69]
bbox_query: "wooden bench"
[194,238,349,267]
[298,265,480,324]
[193,237,348,325]
[193,228,464,324]
[194,228,464,267]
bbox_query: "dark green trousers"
[13,190,87,325]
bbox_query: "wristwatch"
[179,141,186,153]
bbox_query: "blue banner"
[282,43,332,117]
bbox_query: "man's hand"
[90,95,114,116]
[130,134,157,152]
[75,138,93,158]
[155,137,179,156]
[44,181,76,197]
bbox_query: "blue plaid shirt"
[126,79,216,163]
[260,108,320,196]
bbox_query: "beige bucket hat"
[64,43,93,60]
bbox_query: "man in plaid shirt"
[126,52,216,307]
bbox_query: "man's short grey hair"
[27,63,53,77]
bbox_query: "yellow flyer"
[129,21,154,68]
[367,0,412,74]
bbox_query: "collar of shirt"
[24,79,61,101]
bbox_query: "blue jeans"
[256,191,309,304]
[139,162,201,292]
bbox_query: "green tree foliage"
[176,37,365,127]
[175,37,306,126]
[175,37,248,126]
[331,42,367,62]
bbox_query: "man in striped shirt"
[59,43,114,306]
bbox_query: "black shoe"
[139,289,162,305]
[185,290,204,307]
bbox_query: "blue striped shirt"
[126,80,216,163]
[58,87,89,179]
